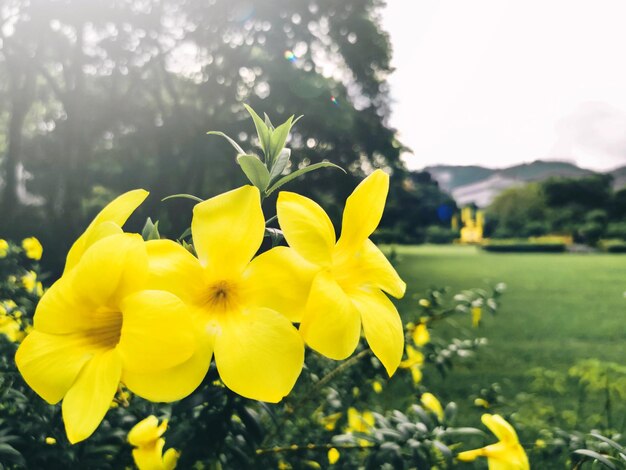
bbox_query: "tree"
[0,0,410,273]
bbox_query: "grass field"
[391,244,626,432]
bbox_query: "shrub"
[481,239,566,253]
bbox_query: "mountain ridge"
[425,160,623,207]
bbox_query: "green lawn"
[391,244,626,428]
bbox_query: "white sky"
[381,0,626,171]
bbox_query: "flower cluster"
[15,170,406,445]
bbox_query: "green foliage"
[481,239,566,252]
[425,226,458,244]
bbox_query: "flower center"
[86,309,123,350]
[206,280,240,312]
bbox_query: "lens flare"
[284,50,297,62]
[331,96,339,106]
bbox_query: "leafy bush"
[424,226,458,244]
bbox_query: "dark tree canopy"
[0,0,452,273]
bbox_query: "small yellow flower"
[457,414,529,469]
[399,345,424,385]
[535,439,547,449]
[319,412,342,431]
[345,407,375,434]
[277,170,406,376]
[421,393,444,421]
[418,298,430,308]
[472,306,482,328]
[22,237,43,260]
[45,437,57,445]
[474,398,490,409]
[0,315,23,342]
[372,381,383,394]
[0,239,8,258]
[3,300,17,310]
[328,447,340,465]
[128,416,179,470]
[21,271,38,293]
[412,323,430,347]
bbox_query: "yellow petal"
[456,448,485,462]
[192,186,264,278]
[146,240,206,305]
[336,240,405,298]
[421,393,444,421]
[128,416,164,446]
[277,191,335,266]
[132,438,166,470]
[72,234,148,311]
[482,414,520,444]
[65,189,148,273]
[243,246,319,322]
[118,291,195,372]
[123,332,213,402]
[32,277,92,335]
[163,447,181,470]
[299,272,361,360]
[214,307,304,403]
[336,170,388,255]
[350,288,403,376]
[15,331,93,404]
[62,349,123,443]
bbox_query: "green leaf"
[237,154,270,190]
[244,104,271,159]
[268,148,291,183]
[162,194,204,203]
[178,227,192,239]
[265,162,345,196]
[141,217,161,241]
[590,433,625,454]
[263,113,275,131]
[268,115,293,163]
[573,450,617,469]
[207,131,245,155]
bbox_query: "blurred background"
[0,0,458,276]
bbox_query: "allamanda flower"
[456,414,530,469]
[128,416,179,470]
[139,185,305,403]
[399,345,424,385]
[0,239,8,258]
[16,191,197,443]
[22,237,43,260]
[420,392,444,421]
[276,169,406,375]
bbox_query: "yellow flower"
[418,298,430,308]
[472,306,482,328]
[346,407,375,434]
[0,239,8,258]
[0,315,23,342]
[45,437,57,445]
[399,345,424,385]
[142,186,304,403]
[21,271,38,293]
[412,323,430,347]
[16,191,198,444]
[421,392,444,421]
[128,416,179,470]
[319,412,342,431]
[328,447,340,465]
[22,237,43,260]
[372,381,383,394]
[457,414,529,469]
[474,398,490,409]
[276,170,406,376]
